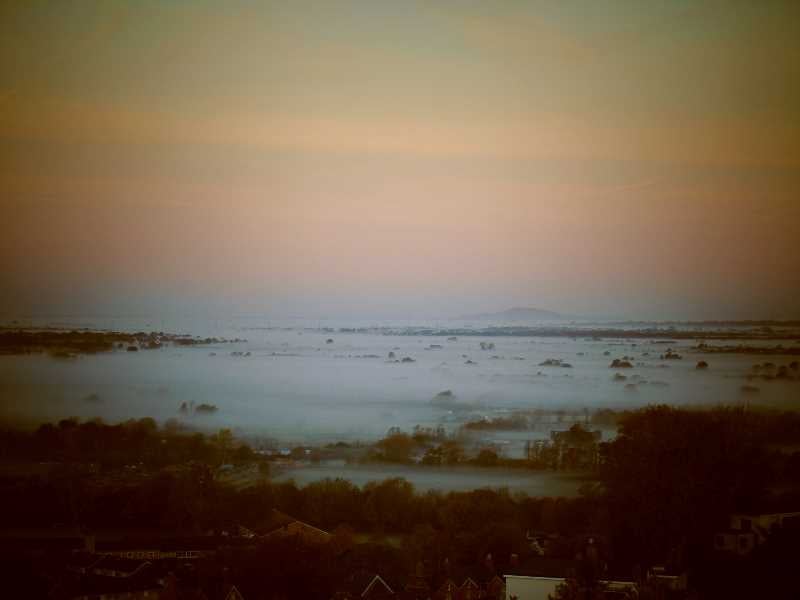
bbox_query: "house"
[432,578,457,600]
[332,571,394,600]
[91,556,152,578]
[457,578,480,600]
[92,533,226,561]
[258,509,332,545]
[646,566,687,593]
[714,511,800,556]
[713,529,756,556]
[402,561,430,600]
[362,574,395,599]
[504,575,637,600]
[505,575,562,600]
[505,556,574,579]
[159,571,246,600]
[61,554,248,600]
[730,512,800,544]
[400,575,503,600]
[62,558,163,600]
[221,584,246,600]
[484,575,505,600]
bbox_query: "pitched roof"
[222,583,246,600]
[433,578,458,600]
[338,570,395,598]
[254,509,330,539]
[362,574,394,598]
[506,557,576,578]
[256,509,297,534]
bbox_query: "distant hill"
[458,307,567,322]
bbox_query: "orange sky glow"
[2,1,799,319]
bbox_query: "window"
[740,518,752,531]
[739,536,750,549]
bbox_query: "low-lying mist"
[2,320,798,447]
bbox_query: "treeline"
[0,468,599,572]
[0,328,240,357]
[463,414,530,431]
[330,406,800,575]
[367,429,527,468]
[3,407,800,580]
[600,406,800,570]
[0,417,256,467]
[461,408,636,431]
[369,422,601,469]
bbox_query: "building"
[258,509,333,545]
[505,575,562,600]
[94,535,224,561]
[59,556,163,600]
[714,511,800,556]
[432,578,458,600]
[645,566,688,594]
[221,585,246,600]
[332,572,394,600]
[504,575,637,600]
[458,578,480,600]
[90,556,153,579]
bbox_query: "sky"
[1,0,799,321]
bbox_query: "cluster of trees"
[463,414,529,431]
[0,417,256,467]
[370,425,458,463]
[0,329,232,356]
[313,406,800,595]
[599,406,800,570]
[524,424,602,471]
[4,406,800,598]
[369,431,523,468]
[460,408,623,433]
[590,408,633,427]
[371,423,604,470]
[1,462,598,559]
[227,477,597,550]
[0,329,137,355]
[370,430,419,463]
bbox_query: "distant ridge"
[458,307,567,322]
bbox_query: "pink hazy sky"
[1,1,799,320]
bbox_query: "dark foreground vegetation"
[1,407,800,598]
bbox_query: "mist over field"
[2,316,798,440]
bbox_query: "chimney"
[484,553,494,574]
